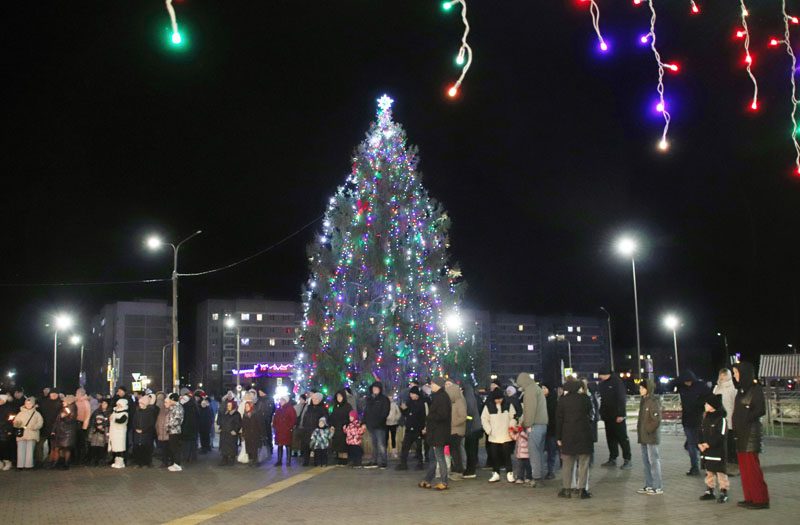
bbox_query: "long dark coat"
[217,410,241,457]
[425,389,452,447]
[241,411,263,447]
[329,393,352,454]
[53,404,78,449]
[556,382,593,456]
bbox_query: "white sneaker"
[648,488,663,495]
[2,460,11,471]
[637,487,652,494]
[488,472,500,483]
[506,472,516,483]
[168,464,183,472]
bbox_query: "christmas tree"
[295,95,471,394]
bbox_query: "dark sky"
[1,1,797,388]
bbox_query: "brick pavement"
[1,427,798,525]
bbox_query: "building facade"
[194,298,302,395]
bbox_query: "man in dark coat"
[131,397,159,467]
[678,370,710,476]
[196,393,214,454]
[397,386,426,471]
[543,384,559,479]
[420,378,451,490]
[556,378,593,499]
[299,392,326,466]
[732,362,769,509]
[462,382,483,478]
[363,381,390,469]
[597,368,632,469]
[179,393,199,464]
[38,390,62,467]
[255,387,274,455]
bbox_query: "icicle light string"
[689,1,700,15]
[165,0,181,44]
[640,0,678,151]
[778,0,800,175]
[736,1,759,110]
[442,1,473,98]
[589,1,608,52]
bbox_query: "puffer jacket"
[732,362,764,453]
[445,383,467,436]
[53,404,78,448]
[637,379,662,445]
[363,382,390,431]
[166,403,184,435]
[88,408,109,447]
[109,400,129,453]
[700,408,727,473]
[481,396,517,444]
[13,406,44,441]
[515,372,548,427]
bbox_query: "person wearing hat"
[241,399,264,467]
[481,387,517,483]
[597,367,632,470]
[363,382,390,469]
[196,390,214,455]
[515,372,549,484]
[179,391,199,465]
[109,398,129,469]
[330,390,353,466]
[418,377,451,490]
[164,393,184,471]
[254,386,275,456]
[731,362,769,509]
[13,397,43,470]
[299,391,327,466]
[309,416,334,466]
[49,395,78,469]
[38,388,61,467]
[131,394,158,467]
[698,393,729,503]
[217,398,241,466]
[272,395,297,467]
[397,386,426,471]
[87,398,111,466]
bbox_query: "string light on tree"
[689,1,700,15]
[579,0,609,53]
[165,0,182,45]
[442,1,473,99]
[770,1,800,175]
[736,1,759,110]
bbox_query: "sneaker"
[649,488,664,496]
[580,489,592,499]
[700,490,716,501]
[379,465,387,470]
[506,472,515,483]
[637,487,653,495]
[488,472,500,483]
[167,464,182,472]
[558,488,572,498]
[620,460,632,470]
[717,491,728,503]
[514,478,525,484]
[462,473,477,479]
[450,473,463,481]
[601,459,616,467]
[363,464,378,469]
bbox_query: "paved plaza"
[2,427,798,524]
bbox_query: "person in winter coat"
[481,388,517,483]
[363,381,390,469]
[13,397,43,470]
[732,362,769,510]
[39,390,61,467]
[217,400,242,466]
[109,398,129,469]
[597,368,632,469]
[510,425,531,483]
[329,390,352,466]
[240,400,263,466]
[310,416,334,466]
[165,393,184,472]
[556,378,593,499]
[462,382,483,478]
[132,395,158,467]
[678,370,710,476]
[273,396,297,467]
[179,392,198,464]
[51,395,78,469]
[713,368,738,472]
[419,378,451,490]
[385,393,402,459]
[0,394,15,470]
[74,388,92,464]
[196,392,214,454]
[155,393,170,467]
[345,410,366,467]
[445,380,467,478]
[397,386,426,471]
[636,379,663,495]
[699,393,729,503]
[298,392,327,466]
[543,384,559,480]
[88,399,110,466]
[237,390,257,464]
[255,387,275,454]
[515,372,549,483]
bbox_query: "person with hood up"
[345,410,366,467]
[13,396,43,470]
[109,398,129,469]
[241,400,263,466]
[164,393,184,472]
[713,368,738,473]
[132,394,158,467]
[699,393,729,503]
[179,389,198,464]
[732,362,769,510]
[418,378,451,490]
[363,381,390,469]
[445,379,467,479]
[273,395,297,467]
[515,372,549,484]
[217,399,241,466]
[299,391,327,466]
[310,416,334,466]
[196,391,214,455]
[678,370,710,476]
[255,387,275,455]
[237,390,257,464]
[0,394,15,470]
[385,391,402,459]
[542,384,559,480]
[556,378,593,499]
[597,368,632,470]
[636,379,663,496]
[462,382,483,479]
[481,387,517,483]
[329,390,352,466]
[397,386,426,471]
[88,398,110,466]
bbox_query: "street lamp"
[69,334,85,387]
[146,230,202,393]
[599,306,614,372]
[52,314,74,389]
[663,314,681,377]
[225,317,241,389]
[716,332,730,366]
[160,343,171,392]
[616,235,643,379]
[548,334,572,370]
[444,312,462,362]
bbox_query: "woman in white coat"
[109,398,129,468]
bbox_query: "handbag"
[15,411,36,438]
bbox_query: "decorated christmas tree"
[295,95,473,394]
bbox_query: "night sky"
[1,1,798,389]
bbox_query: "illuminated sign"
[232,362,294,378]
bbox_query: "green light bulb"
[171,31,182,45]
[442,1,453,12]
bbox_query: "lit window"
[269,338,276,347]
[527,344,534,351]
[211,364,218,371]
[212,313,219,321]
[518,324,524,332]
[567,326,573,332]
[577,336,582,342]
[577,326,581,333]
[241,313,250,321]
[256,314,263,321]
[241,338,250,346]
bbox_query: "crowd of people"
[0,361,769,509]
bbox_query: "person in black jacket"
[217,400,242,466]
[597,368,632,469]
[543,384,559,480]
[397,386,426,471]
[329,390,352,466]
[0,394,15,470]
[699,393,729,503]
[419,378,451,490]
[462,382,483,478]
[196,393,214,454]
[732,362,769,510]
[39,390,62,467]
[363,381,390,469]
[556,378,593,499]
[179,393,199,464]
[132,395,159,467]
[255,387,274,455]
[678,370,710,476]
[299,392,327,466]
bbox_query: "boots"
[700,488,716,500]
[274,447,284,467]
[111,456,125,469]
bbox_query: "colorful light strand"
[736,1,758,110]
[165,0,181,45]
[640,0,678,151]
[442,1,473,98]
[689,1,700,15]
[777,0,800,175]
[588,1,609,53]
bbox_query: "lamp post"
[600,306,614,372]
[146,230,202,393]
[160,343,171,392]
[548,334,572,370]
[52,314,74,389]
[225,317,241,389]
[69,335,85,387]
[716,332,730,366]
[616,236,642,379]
[664,314,681,377]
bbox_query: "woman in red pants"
[732,362,769,510]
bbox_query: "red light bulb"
[633,0,642,5]
[750,100,758,111]
[691,5,700,14]
[770,38,780,47]
[447,85,459,98]
[744,54,752,65]
[736,30,746,39]
[666,63,679,72]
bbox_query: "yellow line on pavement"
[163,467,330,525]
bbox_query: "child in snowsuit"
[699,393,729,503]
[310,416,334,466]
[510,425,532,483]
[109,398,129,469]
[344,410,366,467]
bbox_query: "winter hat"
[180,395,190,404]
[409,386,420,396]
[280,395,290,403]
[179,387,191,397]
[168,393,180,403]
[489,388,504,401]
[194,389,206,398]
[311,392,323,404]
[597,367,612,376]
[705,393,724,412]
[432,377,446,389]
[115,398,129,409]
[349,410,358,420]
[318,416,327,427]
[505,386,517,397]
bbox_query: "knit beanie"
[349,410,358,420]
[432,377,446,389]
